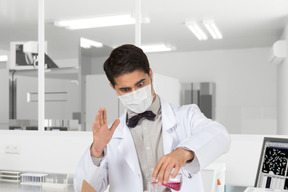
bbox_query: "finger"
[94,109,99,122]
[109,119,120,134]
[99,108,104,126]
[163,164,174,184]
[171,166,180,179]
[92,123,96,133]
[152,159,164,181]
[103,108,107,125]
[157,165,167,185]
[95,111,101,128]
[157,160,171,185]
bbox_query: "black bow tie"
[127,111,156,128]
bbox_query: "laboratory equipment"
[20,173,48,186]
[255,137,288,190]
[148,173,183,191]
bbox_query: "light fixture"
[54,14,136,30]
[80,37,103,49]
[0,55,8,62]
[141,44,173,53]
[202,19,223,39]
[185,21,208,41]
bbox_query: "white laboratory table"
[0,181,75,192]
[0,181,248,192]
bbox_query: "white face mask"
[117,84,154,114]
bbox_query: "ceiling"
[0,0,287,60]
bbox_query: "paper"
[81,179,97,192]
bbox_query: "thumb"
[109,119,120,134]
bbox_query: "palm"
[91,108,120,157]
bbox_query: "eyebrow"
[135,78,146,86]
[119,78,146,90]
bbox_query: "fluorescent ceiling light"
[141,44,173,53]
[203,19,223,39]
[80,37,103,49]
[54,15,136,30]
[185,21,208,41]
[0,55,8,62]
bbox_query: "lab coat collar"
[159,97,178,155]
[112,111,142,178]
[112,110,128,139]
[159,97,177,132]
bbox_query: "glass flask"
[147,173,183,191]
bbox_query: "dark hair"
[103,44,150,87]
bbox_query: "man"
[74,44,230,192]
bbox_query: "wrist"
[177,147,194,163]
[90,143,103,158]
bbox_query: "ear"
[149,68,153,82]
[109,83,115,90]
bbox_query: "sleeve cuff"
[177,146,201,174]
[90,150,105,167]
[91,155,102,167]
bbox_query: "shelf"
[0,178,20,183]
[0,170,21,183]
[0,174,21,178]
[0,171,21,174]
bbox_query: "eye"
[120,88,130,92]
[136,81,144,87]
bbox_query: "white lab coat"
[74,98,230,192]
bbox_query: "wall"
[147,47,277,134]
[0,131,286,187]
[0,49,9,129]
[53,58,78,68]
[0,62,8,129]
[277,22,288,134]
[86,74,118,130]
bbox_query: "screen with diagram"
[255,137,288,190]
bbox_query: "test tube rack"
[20,173,48,186]
[0,170,21,183]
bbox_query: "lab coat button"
[146,147,150,150]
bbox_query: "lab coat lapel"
[160,98,177,155]
[113,113,141,175]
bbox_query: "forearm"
[177,122,230,170]
[74,147,108,192]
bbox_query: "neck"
[152,93,157,102]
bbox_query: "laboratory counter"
[0,182,248,192]
[0,181,75,192]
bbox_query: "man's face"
[112,69,154,96]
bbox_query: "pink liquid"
[152,181,182,191]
